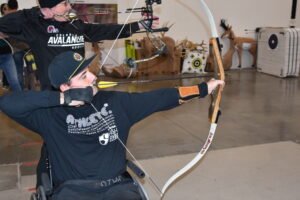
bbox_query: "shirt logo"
[47,34,84,48]
[47,25,59,33]
[98,126,118,146]
[73,52,83,61]
[66,103,119,146]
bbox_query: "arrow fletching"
[96,81,118,88]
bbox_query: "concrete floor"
[0,69,299,199]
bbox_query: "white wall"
[0,0,37,8]
[117,0,295,40]
[118,0,299,68]
[1,0,299,67]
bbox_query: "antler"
[220,18,229,30]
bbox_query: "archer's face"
[51,0,72,22]
[68,68,97,89]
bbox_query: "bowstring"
[90,0,163,195]
[90,103,162,195]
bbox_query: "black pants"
[52,179,142,200]
[36,147,143,200]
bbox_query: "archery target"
[182,51,207,73]
[257,27,300,77]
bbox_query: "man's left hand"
[138,14,160,30]
[207,79,225,94]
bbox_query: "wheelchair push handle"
[127,160,145,178]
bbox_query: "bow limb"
[125,1,168,70]
[200,0,218,38]
[160,0,225,198]
[161,123,217,196]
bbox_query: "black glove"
[63,87,94,105]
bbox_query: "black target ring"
[192,58,202,69]
[268,34,278,49]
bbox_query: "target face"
[182,51,207,73]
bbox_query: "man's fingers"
[68,100,85,106]
[218,80,225,91]
[91,86,98,95]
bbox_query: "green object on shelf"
[125,40,136,61]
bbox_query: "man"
[0,51,224,200]
[0,0,146,185]
[0,2,21,92]
[2,0,30,90]
[0,0,143,90]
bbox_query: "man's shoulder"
[19,6,40,16]
[95,90,123,97]
[3,6,41,21]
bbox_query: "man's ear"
[60,83,70,92]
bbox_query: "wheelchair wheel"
[131,176,149,200]
[30,192,37,200]
[36,186,47,200]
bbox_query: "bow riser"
[209,38,225,123]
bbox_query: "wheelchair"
[30,155,149,200]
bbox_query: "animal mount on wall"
[102,36,182,78]
[102,22,181,78]
[205,19,257,72]
[88,42,102,75]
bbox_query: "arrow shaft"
[96,74,214,87]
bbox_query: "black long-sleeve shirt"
[0,89,180,186]
[0,7,140,89]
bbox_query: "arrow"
[95,74,214,88]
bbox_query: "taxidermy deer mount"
[205,19,257,72]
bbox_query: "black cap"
[48,51,97,88]
[38,0,64,8]
[8,0,18,10]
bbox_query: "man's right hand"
[60,87,94,106]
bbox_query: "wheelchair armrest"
[126,160,145,178]
[41,173,53,195]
